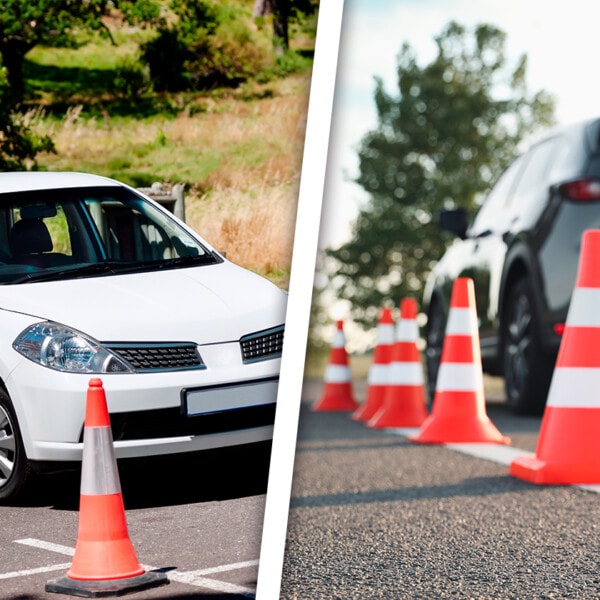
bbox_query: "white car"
[0,172,287,500]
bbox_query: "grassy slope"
[23,11,314,289]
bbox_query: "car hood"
[0,262,287,343]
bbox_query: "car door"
[460,155,527,353]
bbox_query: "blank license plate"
[183,378,279,417]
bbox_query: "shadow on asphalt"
[12,441,272,511]
[288,474,548,510]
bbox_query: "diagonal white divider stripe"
[0,563,72,580]
[14,538,259,595]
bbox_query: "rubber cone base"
[46,570,169,597]
[510,454,600,485]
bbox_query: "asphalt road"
[279,379,600,599]
[0,441,272,600]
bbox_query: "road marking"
[390,432,600,494]
[13,538,258,597]
[16,538,74,556]
[0,563,71,580]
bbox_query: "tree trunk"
[253,0,289,53]
[0,40,29,105]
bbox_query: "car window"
[508,137,560,224]
[469,155,526,236]
[0,186,217,284]
[12,204,73,257]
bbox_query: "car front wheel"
[0,388,31,501]
[502,278,553,414]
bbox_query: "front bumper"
[7,343,281,462]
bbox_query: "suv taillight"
[558,179,600,201]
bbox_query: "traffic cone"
[368,298,429,428]
[510,229,600,483]
[409,277,509,445]
[352,307,395,421]
[46,378,169,597]
[313,320,359,411]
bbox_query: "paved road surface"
[279,380,600,599]
[0,442,272,599]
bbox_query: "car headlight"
[13,322,133,373]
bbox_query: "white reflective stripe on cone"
[435,363,483,392]
[445,308,478,336]
[331,331,346,347]
[546,368,600,408]
[368,364,389,384]
[324,364,352,383]
[565,289,600,326]
[396,320,419,342]
[80,427,121,496]
[388,361,424,385]
[377,324,395,345]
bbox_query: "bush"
[141,0,275,92]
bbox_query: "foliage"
[0,0,162,103]
[325,21,556,330]
[141,0,275,92]
[0,72,54,170]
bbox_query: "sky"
[319,0,600,249]
[257,2,600,596]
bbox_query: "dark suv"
[423,117,600,414]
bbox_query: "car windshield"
[0,186,218,284]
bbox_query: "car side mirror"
[437,208,468,239]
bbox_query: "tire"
[425,300,447,404]
[0,388,32,501]
[502,277,554,415]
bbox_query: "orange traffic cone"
[410,278,509,445]
[368,298,429,428]
[352,307,395,421]
[46,378,169,597]
[313,320,359,411]
[510,229,600,483]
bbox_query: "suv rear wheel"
[502,277,553,414]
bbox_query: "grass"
[24,67,311,290]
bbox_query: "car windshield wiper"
[153,253,219,269]
[11,261,126,284]
[11,254,218,284]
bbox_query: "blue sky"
[320,0,600,249]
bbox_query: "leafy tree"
[143,0,275,91]
[325,21,555,330]
[0,0,161,104]
[0,72,54,169]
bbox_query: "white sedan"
[0,172,287,500]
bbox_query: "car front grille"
[102,403,276,442]
[106,343,205,372]
[240,325,284,363]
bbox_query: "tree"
[253,0,318,54]
[325,21,555,330]
[0,73,55,169]
[0,0,161,104]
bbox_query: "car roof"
[0,172,122,194]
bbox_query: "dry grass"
[30,73,312,288]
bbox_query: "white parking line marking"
[445,443,527,466]
[16,538,74,555]
[0,563,71,580]
[13,538,258,596]
[391,432,600,494]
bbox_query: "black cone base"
[45,570,169,597]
